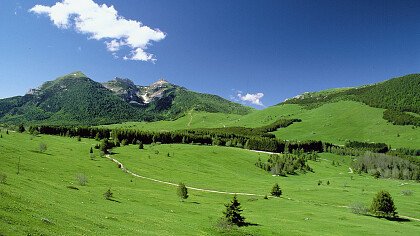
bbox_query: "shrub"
[401,190,413,196]
[104,188,113,200]
[0,173,7,184]
[39,143,47,153]
[317,180,322,186]
[138,141,144,149]
[370,190,397,218]
[18,124,25,133]
[270,183,282,197]
[349,202,369,215]
[76,173,88,186]
[223,195,246,226]
[177,182,189,201]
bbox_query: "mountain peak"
[61,71,88,79]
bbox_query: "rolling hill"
[0,72,252,125]
[101,74,420,149]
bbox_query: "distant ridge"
[0,72,252,125]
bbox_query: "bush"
[104,188,113,200]
[18,124,25,133]
[349,202,369,215]
[401,190,413,196]
[177,182,189,201]
[370,190,397,218]
[39,143,47,153]
[76,173,88,186]
[270,183,282,197]
[0,173,7,184]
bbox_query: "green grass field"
[101,101,419,149]
[101,111,243,131]
[1,131,419,235]
[273,101,420,148]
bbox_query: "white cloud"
[29,0,166,62]
[237,92,265,106]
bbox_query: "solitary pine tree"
[104,188,113,200]
[139,141,144,149]
[90,147,93,154]
[177,182,188,201]
[370,190,397,218]
[18,124,25,133]
[271,183,282,197]
[223,195,246,226]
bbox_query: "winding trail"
[107,155,265,197]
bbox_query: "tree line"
[28,124,325,154]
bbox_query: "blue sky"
[1,0,420,108]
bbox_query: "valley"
[1,131,419,235]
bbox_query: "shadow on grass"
[241,222,260,227]
[106,198,122,203]
[187,201,200,205]
[30,150,52,156]
[380,216,410,222]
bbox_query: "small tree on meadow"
[39,143,47,153]
[177,182,189,201]
[138,141,144,149]
[104,188,113,200]
[271,183,282,197]
[90,147,93,154]
[18,124,25,133]
[223,195,246,226]
[370,190,397,218]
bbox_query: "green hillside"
[1,131,419,235]
[0,72,252,125]
[283,74,420,125]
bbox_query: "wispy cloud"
[237,92,265,106]
[29,0,166,62]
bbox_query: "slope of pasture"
[101,111,243,131]
[273,101,420,148]
[1,132,419,235]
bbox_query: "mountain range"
[0,72,419,127]
[0,72,252,125]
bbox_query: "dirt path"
[107,156,266,197]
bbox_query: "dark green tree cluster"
[30,125,327,155]
[255,152,315,176]
[345,141,388,153]
[383,109,420,126]
[352,153,420,180]
[325,145,366,156]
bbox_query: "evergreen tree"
[90,147,93,154]
[271,183,282,197]
[104,188,113,200]
[177,182,188,201]
[370,190,397,218]
[139,141,144,149]
[18,124,25,133]
[223,194,246,226]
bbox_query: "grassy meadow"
[102,101,419,149]
[1,131,419,235]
